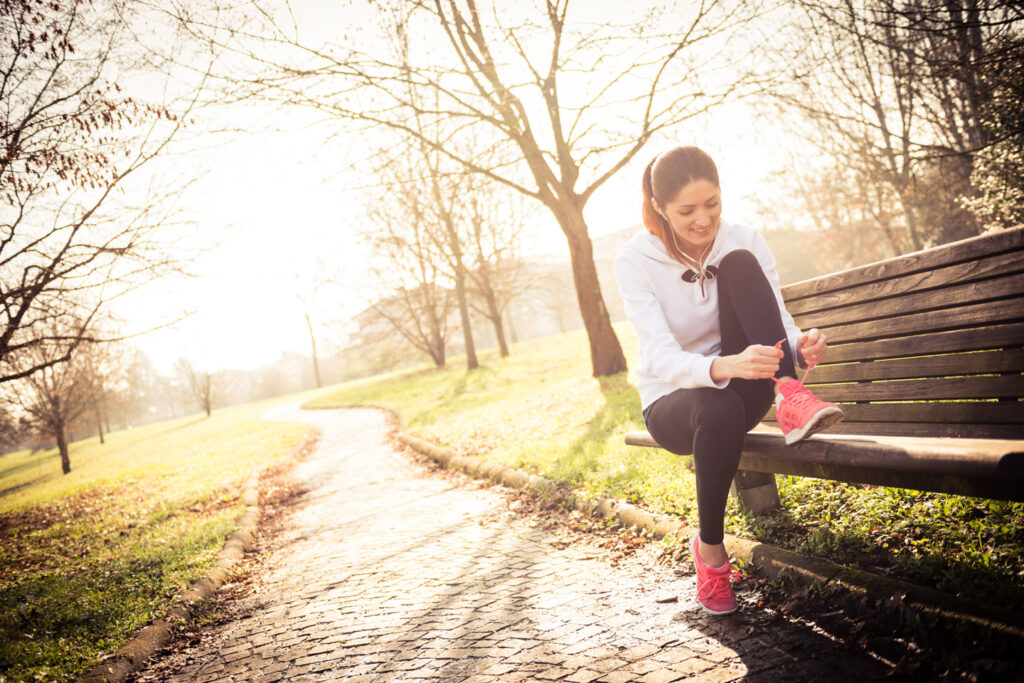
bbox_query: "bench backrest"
[768,226,1024,439]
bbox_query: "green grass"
[0,392,318,682]
[308,322,1024,612]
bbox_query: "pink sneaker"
[690,534,740,615]
[775,378,845,445]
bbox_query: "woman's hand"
[712,343,783,381]
[798,328,828,367]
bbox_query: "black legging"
[643,249,797,545]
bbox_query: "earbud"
[651,199,667,220]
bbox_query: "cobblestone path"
[139,406,896,683]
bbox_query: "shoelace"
[697,568,748,602]
[771,338,816,389]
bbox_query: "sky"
[112,0,793,374]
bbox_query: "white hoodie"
[613,221,804,411]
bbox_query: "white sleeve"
[751,232,806,370]
[613,254,730,389]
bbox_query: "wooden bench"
[625,226,1024,512]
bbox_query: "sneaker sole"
[783,406,845,445]
[697,599,738,616]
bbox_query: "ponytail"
[641,158,667,238]
[638,156,671,255]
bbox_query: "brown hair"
[641,146,720,263]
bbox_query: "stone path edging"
[394,429,1024,641]
[74,430,318,683]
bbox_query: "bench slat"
[807,349,1024,383]
[791,272,1024,330]
[765,402,1024,428]
[757,421,1024,439]
[813,297,1024,344]
[624,430,1024,501]
[807,376,1023,402]
[783,226,1024,301]
[786,249,1024,317]
[825,323,1024,364]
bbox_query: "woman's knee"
[718,249,760,278]
[693,388,745,432]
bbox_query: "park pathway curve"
[138,405,897,683]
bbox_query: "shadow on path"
[254,405,899,683]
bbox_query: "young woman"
[613,145,845,615]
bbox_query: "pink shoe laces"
[771,338,816,389]
[697,567,747,603]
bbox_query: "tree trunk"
[429,340,446,367]
[304,311,323,388]
[454,271,478,370]
[56,422,71,474]
[897,190,923,252]
[474,277,509,357]
[95,411,105,445]
[555,199,627,376]
[483,288,509,357]
[428,309,446,367]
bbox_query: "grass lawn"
[0,392,317,683]
[307,322,1024,613]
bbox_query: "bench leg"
[731,469,780,515]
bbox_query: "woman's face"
[657,179,722,259]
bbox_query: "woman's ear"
[651,197,666,219]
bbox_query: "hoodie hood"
[626,222,733,268]
[622,222,735,300]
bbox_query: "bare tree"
[422,163,480,371]
[168,0,768,376]
[365,285,454,367]
[754,151,909,271]
[176,357,213,417]
[2,319,97,474]
[0,406,29,453]
[0,0,203,385]
[383,134,482,370]
[381,13,481,371]
[302,304,324,388]
[361,155,456,367]
[98,346,162,430]
[961,33,1024,231]
[79,341,112,444]
[462,177,531,358]
[295,264,333,389]
[75,336,143,443]
[765,0,1022,250]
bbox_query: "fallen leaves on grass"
[128,435,317,683]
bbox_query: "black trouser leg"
[716,249,797,381]
[644,249,792,546]
[645,388,746,545]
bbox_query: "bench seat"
[625,428,1024,502]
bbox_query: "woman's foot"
[775,378,845,445]
[690,534,738,615]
